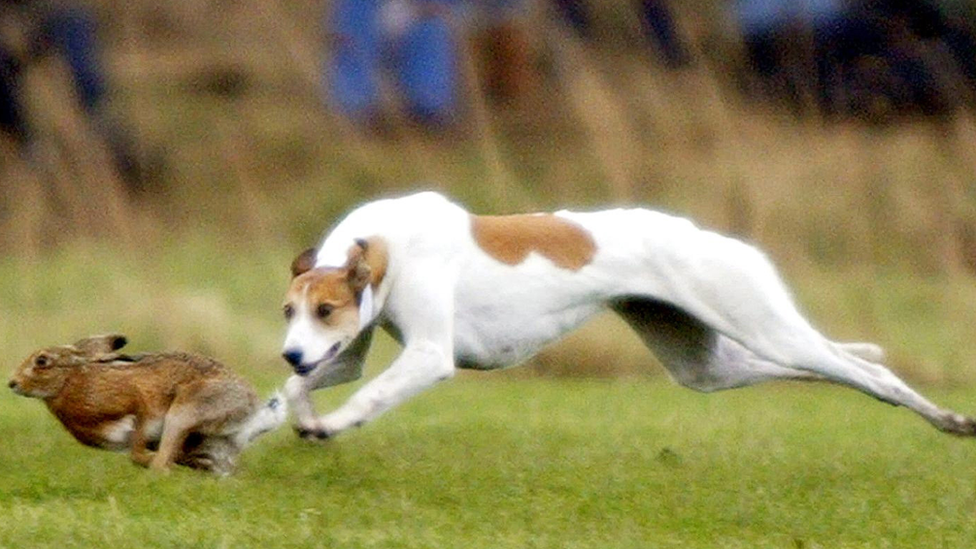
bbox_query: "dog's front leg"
[286,328,373,436]
[286,362,365,436]
[300,260,458,440]
[310,340,455,438]
[284,375,318,434]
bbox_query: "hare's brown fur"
[9,335,278,474]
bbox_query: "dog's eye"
[316,304,333,320]
[283,304,295,321]
[34,355,50,368]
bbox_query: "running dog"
[280,191,976,440]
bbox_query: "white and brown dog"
[281,191,976,439]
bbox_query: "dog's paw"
[294,424,332,441]
[938,413,976,437]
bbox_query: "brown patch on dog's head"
[283,237,390,326]
[285,268,357,329]
[470,214,596,270]
[291,248,318,278]
[350,237,388,291]
[288,238,388,287]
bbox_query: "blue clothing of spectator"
[639,0,689,68]
[327,0,383,119]
[325,0,459,125]
[42,8,105,113]
[797,0,845,26]
[395,12,456,124]
[732,0,790,36]
[1,5,106,142]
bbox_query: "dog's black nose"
[282,349,303,368]
[8,380,17,390]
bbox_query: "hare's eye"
[283,304,295,321]
[34,355,49,368]
[316,304,333,320]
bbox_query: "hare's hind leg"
[151,410,195,471]
[151,380,253,471]
[177,436,239,475]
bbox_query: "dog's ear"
[73,334,128,356]
[291,248,317,278]
[346,239,372,293]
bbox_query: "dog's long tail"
[234,392,288,447]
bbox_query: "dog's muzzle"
[285,342,342,376]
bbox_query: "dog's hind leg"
[728,308,976,436]
[613,297,820,392]
[613,296,976,436]
[805,345,976,436]
[835,342,885,363]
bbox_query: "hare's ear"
[73,334,128,356]
[291,248,317,278]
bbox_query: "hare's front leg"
[129,414,160,468]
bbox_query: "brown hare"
[8,334,285,475]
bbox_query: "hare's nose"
[8,380,17,390]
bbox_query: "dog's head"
[281,240,378,376]
[9,334,127,398]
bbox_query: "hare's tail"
[235,392,288,447]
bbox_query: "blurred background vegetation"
[2,0,976,387]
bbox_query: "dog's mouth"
[294,342,343,377]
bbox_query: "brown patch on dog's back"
[470,214,596,270]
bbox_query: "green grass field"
[2,378,974,548]
[3,235,976,548]
[3,2,976,546]
[3,240,976,548]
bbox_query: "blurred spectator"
[387,0,459,125]
[323,0,691,127]
[732,0,976,119]
[638,0,690,68]
[939,0,976,90]
[551,0,590,38]
[0,32,27,146]
[553,0,690,69]
[326,0,459,128]
[326,0,383,122]
[0,1,141,185]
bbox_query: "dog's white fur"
[281,191,976,439]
